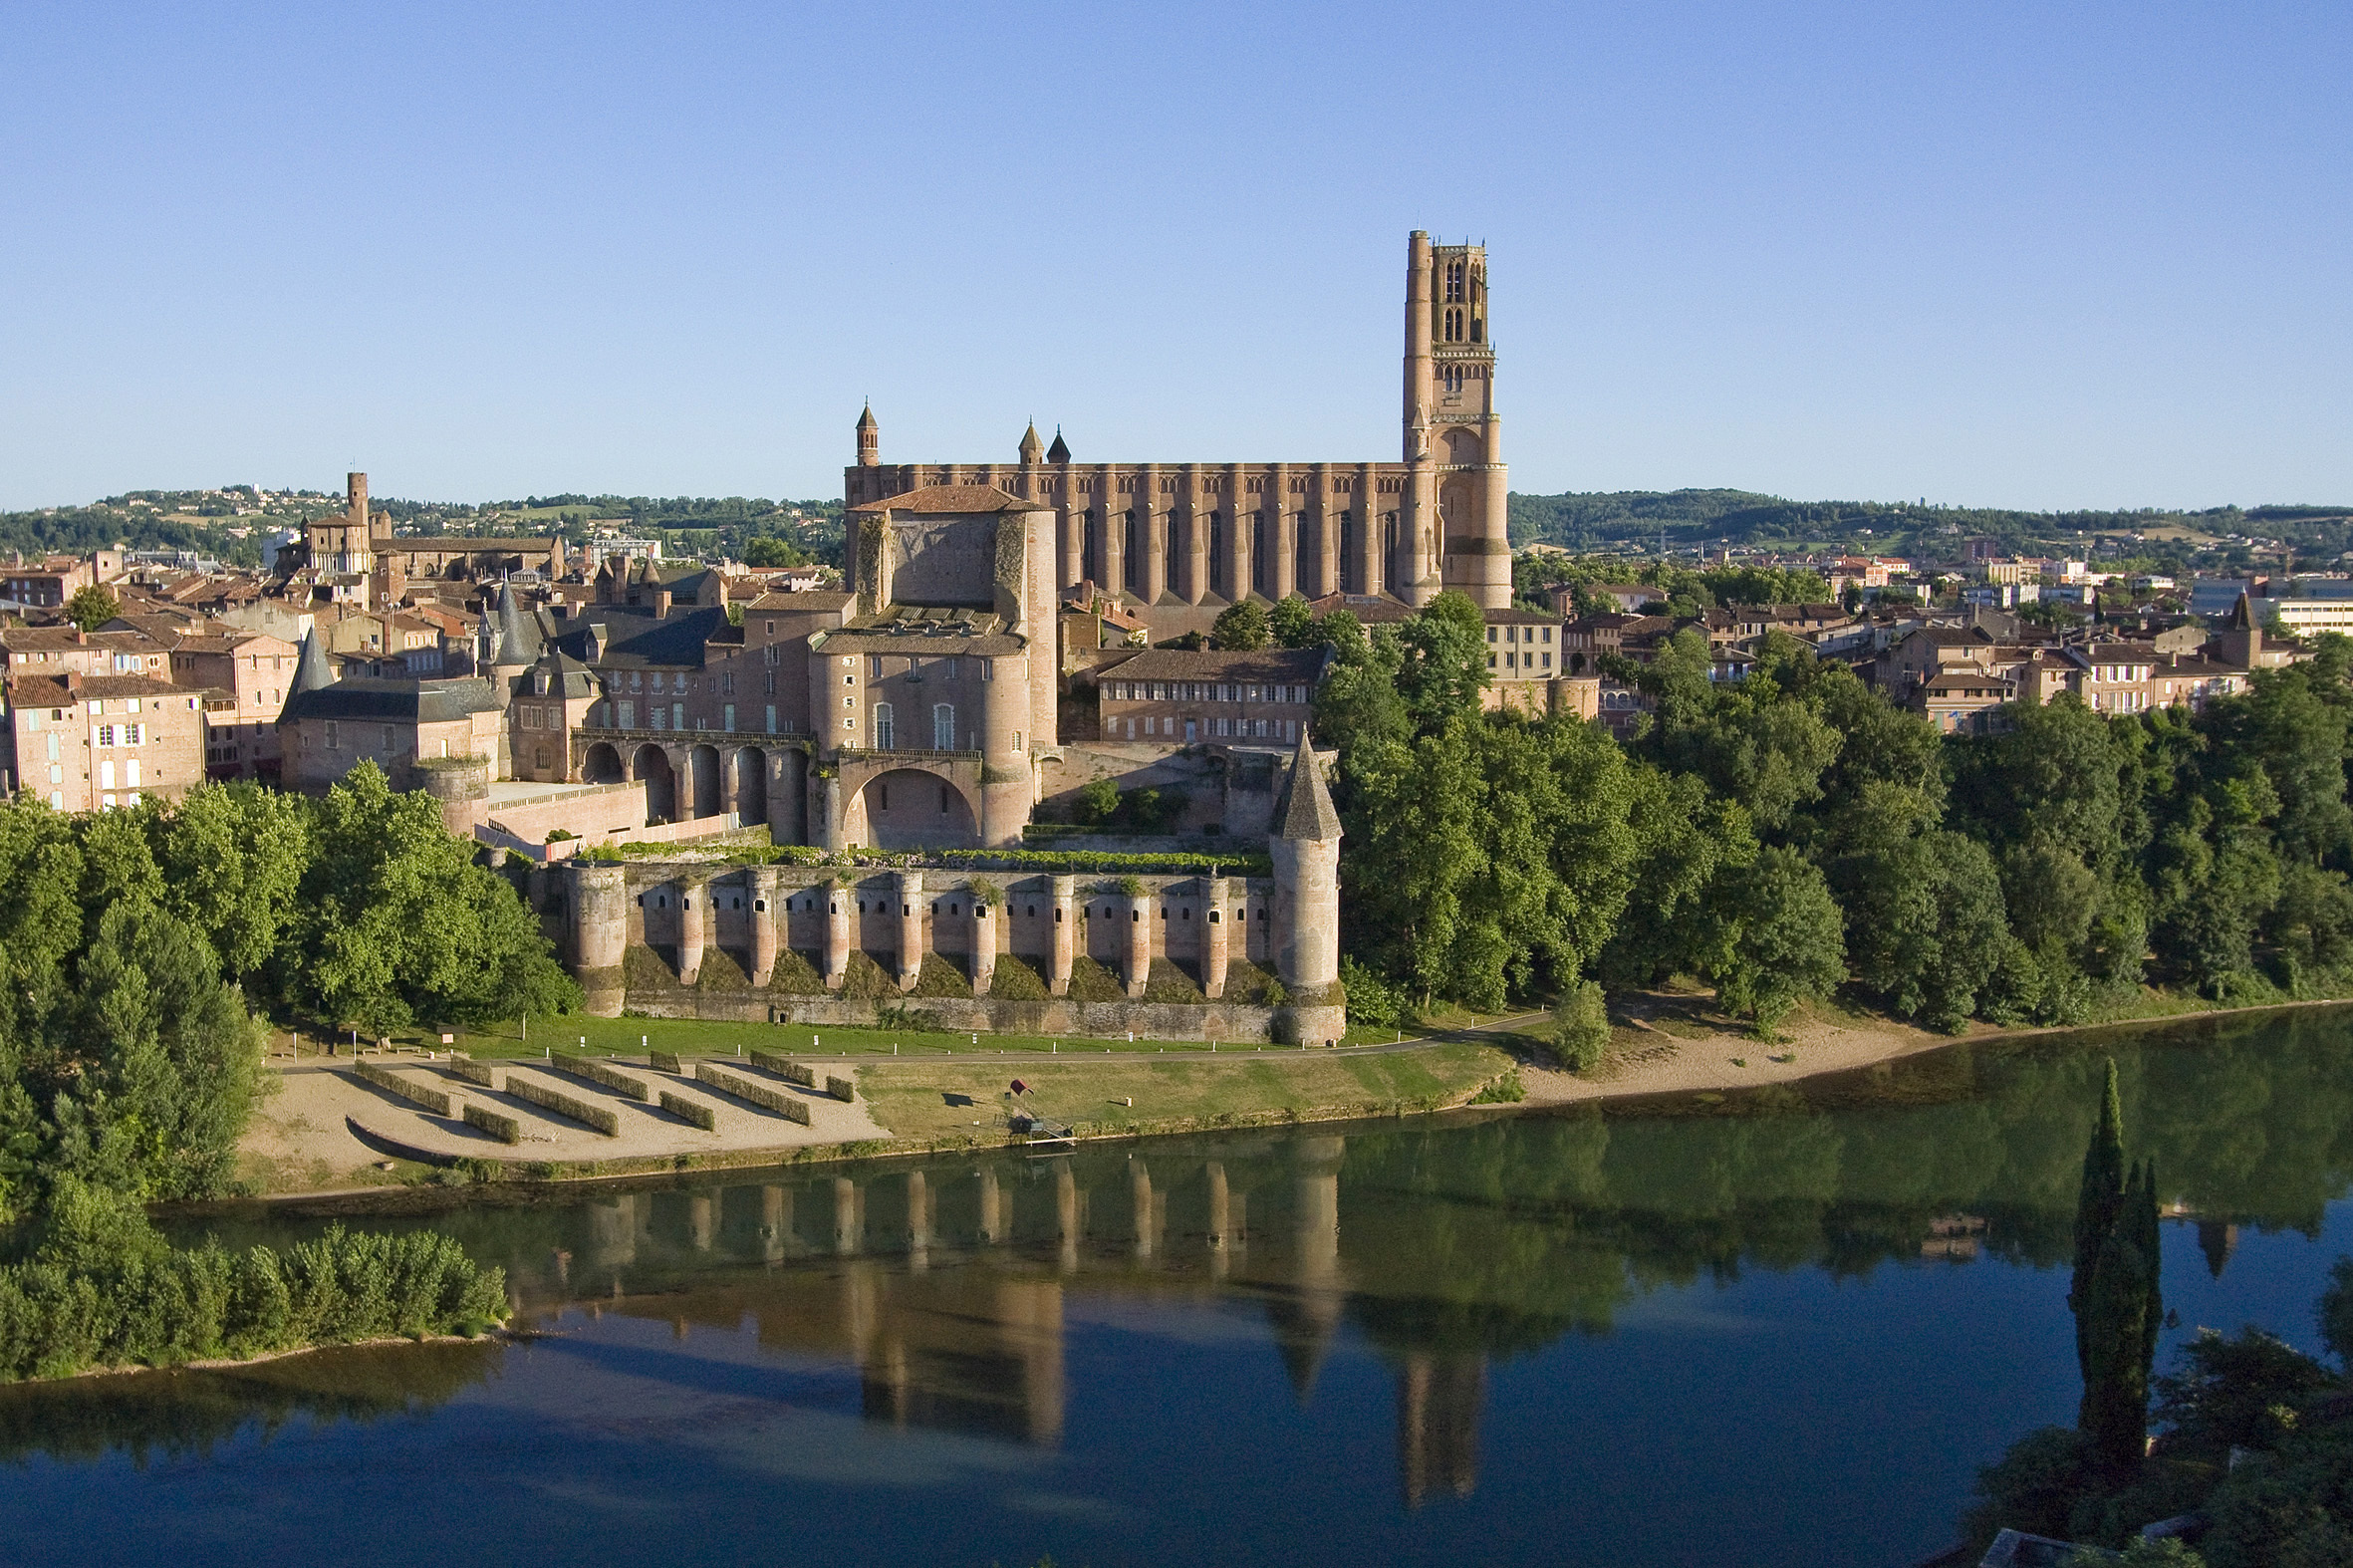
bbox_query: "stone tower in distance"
[855,402,880,468]
[1404,232,1510,609]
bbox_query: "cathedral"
[845,232,1512,638]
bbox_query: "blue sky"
[2,1,2346,512]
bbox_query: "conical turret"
[1277,729,1340,843]
[493,583,535,668]
[1046,425,1070,464]
[1018,421,1044,464]
[289,629,335,696]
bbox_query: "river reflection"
[14,1008,2353,1567]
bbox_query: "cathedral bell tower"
[1403,233,1508,609]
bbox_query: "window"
[873,702,895,748]
[723,703,735,732]
[383,725,394,751]
[933,703,954,749]
[618,699,636,728]
[870,655,884,678]
[325,721,339,750]
[671,703,684,729]
[1012,730,1022,751]
[765,704,777,734]
[96,725,116,747]
[981,658,993,682]
[126,723,142,745]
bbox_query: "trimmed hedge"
[931,848,1272,877]
[658,1091,716,1131]
[443,1056,495,1088]
[463,1103,520,1144]
[748,1048,817,1088]
[506,1076,620,1136]
[650,1050,683,1074]
[353,1061,453,1117]
[694,1063,812,1125]
[547,1054,650,1101]
[825,1075,857,1104]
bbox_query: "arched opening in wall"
[730,748,766,826]
[1339,512,1359,594]
[631,744,675,823]
[1252,511,1267,596]
[1082,508,1100,587]
[1123,510,1138,592]
[1382,512,1399,595]
[931,702,955,751]
[853,767,978,851]
[1443,427,1481,465]
[1207,512,1225,595]
[582,741,624,785]
[873,701,896,749]
[687,744,721,819]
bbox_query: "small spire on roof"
[1046,425,1071,464]
[290,629,334,696]
[1018,421,1044,464]
[1276,729,1340,843]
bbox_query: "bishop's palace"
[6,235,1564,1042]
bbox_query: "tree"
[2069,1060,2163,1479]
[1831,812,2010,1030]
[286,764,580,1030]
[150,783,310,981]
[1209,601,1270,652]
[63,585,120,632]
[1699,846,1847,1027]
[1392,592,1490,736]
[1547,981,1611,1071]
[740,535,809,569]
[1268,594,1316,649]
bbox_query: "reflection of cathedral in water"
[524,1135,1485,1508]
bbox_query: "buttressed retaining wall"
[548,859,1340,1043]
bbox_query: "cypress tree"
[2068,1059,2164,1476]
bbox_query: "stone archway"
[687,744,722,820]
[632,743,675,823]
[730,747,767,826]
[845,766,980,851]
[581,741,624,785]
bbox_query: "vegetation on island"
[1310,589,2353,1045]
[1966,1063,2353,1564]
[0,762,555,1379]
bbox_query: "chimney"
[62,670,81,697]
[654,589,673,618]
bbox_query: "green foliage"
[1339,958,1404,1028]
[284,763,581,1030]
[2070,1062,2164,1478]
[1699,846,1846,1026]
[0,1180,508,1382]
[1209,601,1270,652]
[1074,776,1120,825]
[740,534,811,568]
[1546,982,1611,1072]
[63,585,120,633]
[1268,594,1316,649]
[2152,1328,2331,1458]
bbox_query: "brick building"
[1,672,210,810]
[846,234,1514,638]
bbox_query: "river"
[5,1009,2352,1566]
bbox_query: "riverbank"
[1513,987,2353,1110]
[227,990,2353,1201]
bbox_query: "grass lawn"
[273,1012,1478,1063]
[853,1041,1512,1142]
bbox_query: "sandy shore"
[1509,991,2353,1109]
